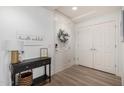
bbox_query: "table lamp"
[7,40,24,64]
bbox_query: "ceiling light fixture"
[72,6,78,11]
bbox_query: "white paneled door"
[78,27,93,68]
[77,22,116,74]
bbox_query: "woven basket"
[18,72,33,86]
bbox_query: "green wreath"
[58,29,69,43]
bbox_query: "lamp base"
[11,51,19,64]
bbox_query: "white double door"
[77,22,116,74]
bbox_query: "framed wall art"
[40,48,48,57]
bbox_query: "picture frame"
[40,48,48,57]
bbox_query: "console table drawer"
[27,61,49,69]
[13,64,33,73]
[13,59,51,73]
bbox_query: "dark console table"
[10,57,51,86]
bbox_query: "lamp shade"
[6,40,24,51]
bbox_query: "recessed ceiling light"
[72,7,78,11]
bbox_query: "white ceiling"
[45,6,121,22]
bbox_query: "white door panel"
[93,25,105,71]
[103,23,116,73]
[78,28,93,68]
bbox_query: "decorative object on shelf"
[40,48,48,57]
[6,40,24,64]
[17,34,43,41]
[16,34,44,46]
[57,29,69,43]
[11,51,19,64]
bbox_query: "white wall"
[54,12,75,73]
[0,6,55,85]
[75,11,121,76]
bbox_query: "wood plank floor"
[45,65,121,86]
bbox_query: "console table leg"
[49,64,51,82]
[44,65,47,76]
[11,73,15,86]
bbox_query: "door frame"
[75,20,119,76]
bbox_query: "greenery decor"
[57,29,69,43]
